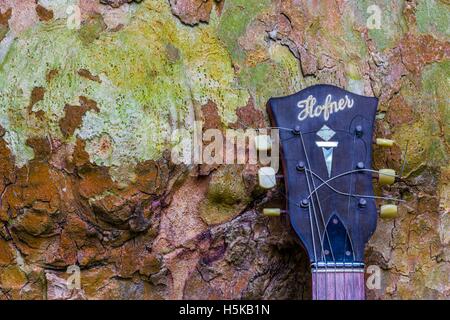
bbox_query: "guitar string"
[240,118,389,299]
[262,126,353,136]
[301,133,340,299]
[259,123,384,298]
[346,134,357,299]
[308,135,365,299]
[260,125,335,298]
[344,116,360,299]
[343,216,348,300]
[261,140,321,299]
[298,144,324,299]
[299,132,338,300]
[305,170,404,202]
[266,113,405,299]
[291,130,324,299]
[304,167,329,299]
[344,131,356,299]
[265,169,403,213]
[305,169,405,202]
[308,160,400,296]
[234,121,324,297]
[279,157,402,180]
[280,129,329,298]
[346,115,367,299]
[308,190,320,300]
[306,171,353,299]
[263,138,399,299]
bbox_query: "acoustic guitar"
[255,84,401,300]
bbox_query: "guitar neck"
[311,267,365,300]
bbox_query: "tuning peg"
[258,167,277,189]
[254,135,272,151]
[376,138,395,147]
[380,204,398,219]
[378,169,396,185]
[262,208,283,217]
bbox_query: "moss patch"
[199,165,252,225]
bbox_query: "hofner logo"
[297,94,354,122]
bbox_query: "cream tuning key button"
[258,167,276,189]
[262,208,282,217]
[379,168,396,185]
[376,138,395,147]
[380,204,398,219]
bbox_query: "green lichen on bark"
[217,0,272,63]
[238,44,304,108]
[392,61,450,175]
[0,0,249,178]
[416,0,450,38]
[217,0,305,107]
[353,0,407,50]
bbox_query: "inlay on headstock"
[256,84,402,300]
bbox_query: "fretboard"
[312,268,365,300]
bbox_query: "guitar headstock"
[261,84,398,268]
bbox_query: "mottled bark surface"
[0,0,448,299]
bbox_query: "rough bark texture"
[0,0,448,299]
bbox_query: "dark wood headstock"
[267,84,379,268]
